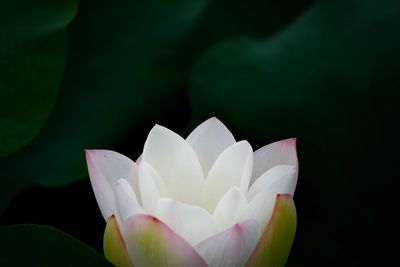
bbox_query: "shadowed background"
[1,0,399,266]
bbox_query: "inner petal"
[186,117,236,175]
[242,165,297,230]
[247,164,297,200]
[203,141,253,212]
[138,162,169,214]
[155,198,218,245]
[143,125,205,205]
[113,178,144,224]
[238,188,276,230]
[213,187,247,230]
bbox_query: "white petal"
[138,162,169,214]
[243,165,297,229]
[186,117,236,175]
[195,219,260,267]
[213,187,247,230]
[113,179,144,223]
[203,141,253,211]
[155,198,218,245]
[85,150,139,220]
[248,164,297,200]
[251,138,298,186]
[135,154,142,164]
[239,188,276,230]
[143,125,204,205]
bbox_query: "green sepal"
[104,215,134,267]
[246,194,297,267]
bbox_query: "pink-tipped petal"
[143,125,205,205]
[195,219,260,267]
[113,179,144,223]
[203,141,253,211]
[123,214,208,267]
[251,138,298,186]
[186,117,236,175]
[155,198,218,245]
[85,149,139,220]
[103,215,133,267]
[245,194,297,267]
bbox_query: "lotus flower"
[85,118,298,267]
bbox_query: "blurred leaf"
[189,0,400,265]
[0,0,209,213]
[0,0,79,158]
[190,0,313,50]
[0,224,112,266]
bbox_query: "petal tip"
[276,193,295,202]
[84,149,96,157]
[147,124,164,136]
[152,123,167,131]
[233,222,243,232]
[199,117,230,132]
[282,137,297,146]
[208,116,221,123]
[237,140,252,149]
[84,149,118,159]
[125,214,176,237]
[113,178,124,187]
[127,213,154,221]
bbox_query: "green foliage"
[0,224,112,266]
[0,0,79,158]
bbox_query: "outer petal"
[251,138,298,186]
[247,164,297,200]
[123,214,208,267]
[156,198,218,245]
[138,162,169,214]
[186,117,236,175]
[143,125,204,205]
[203,141,253,211]
[195,219,260,267]
[245,194,297,267]
[103,215,133,267]
[113,179,144,223]
[213,187,247,230]
[85,149,139,220]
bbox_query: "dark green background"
[1,0,399,265]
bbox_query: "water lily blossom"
[85,118,298,267]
